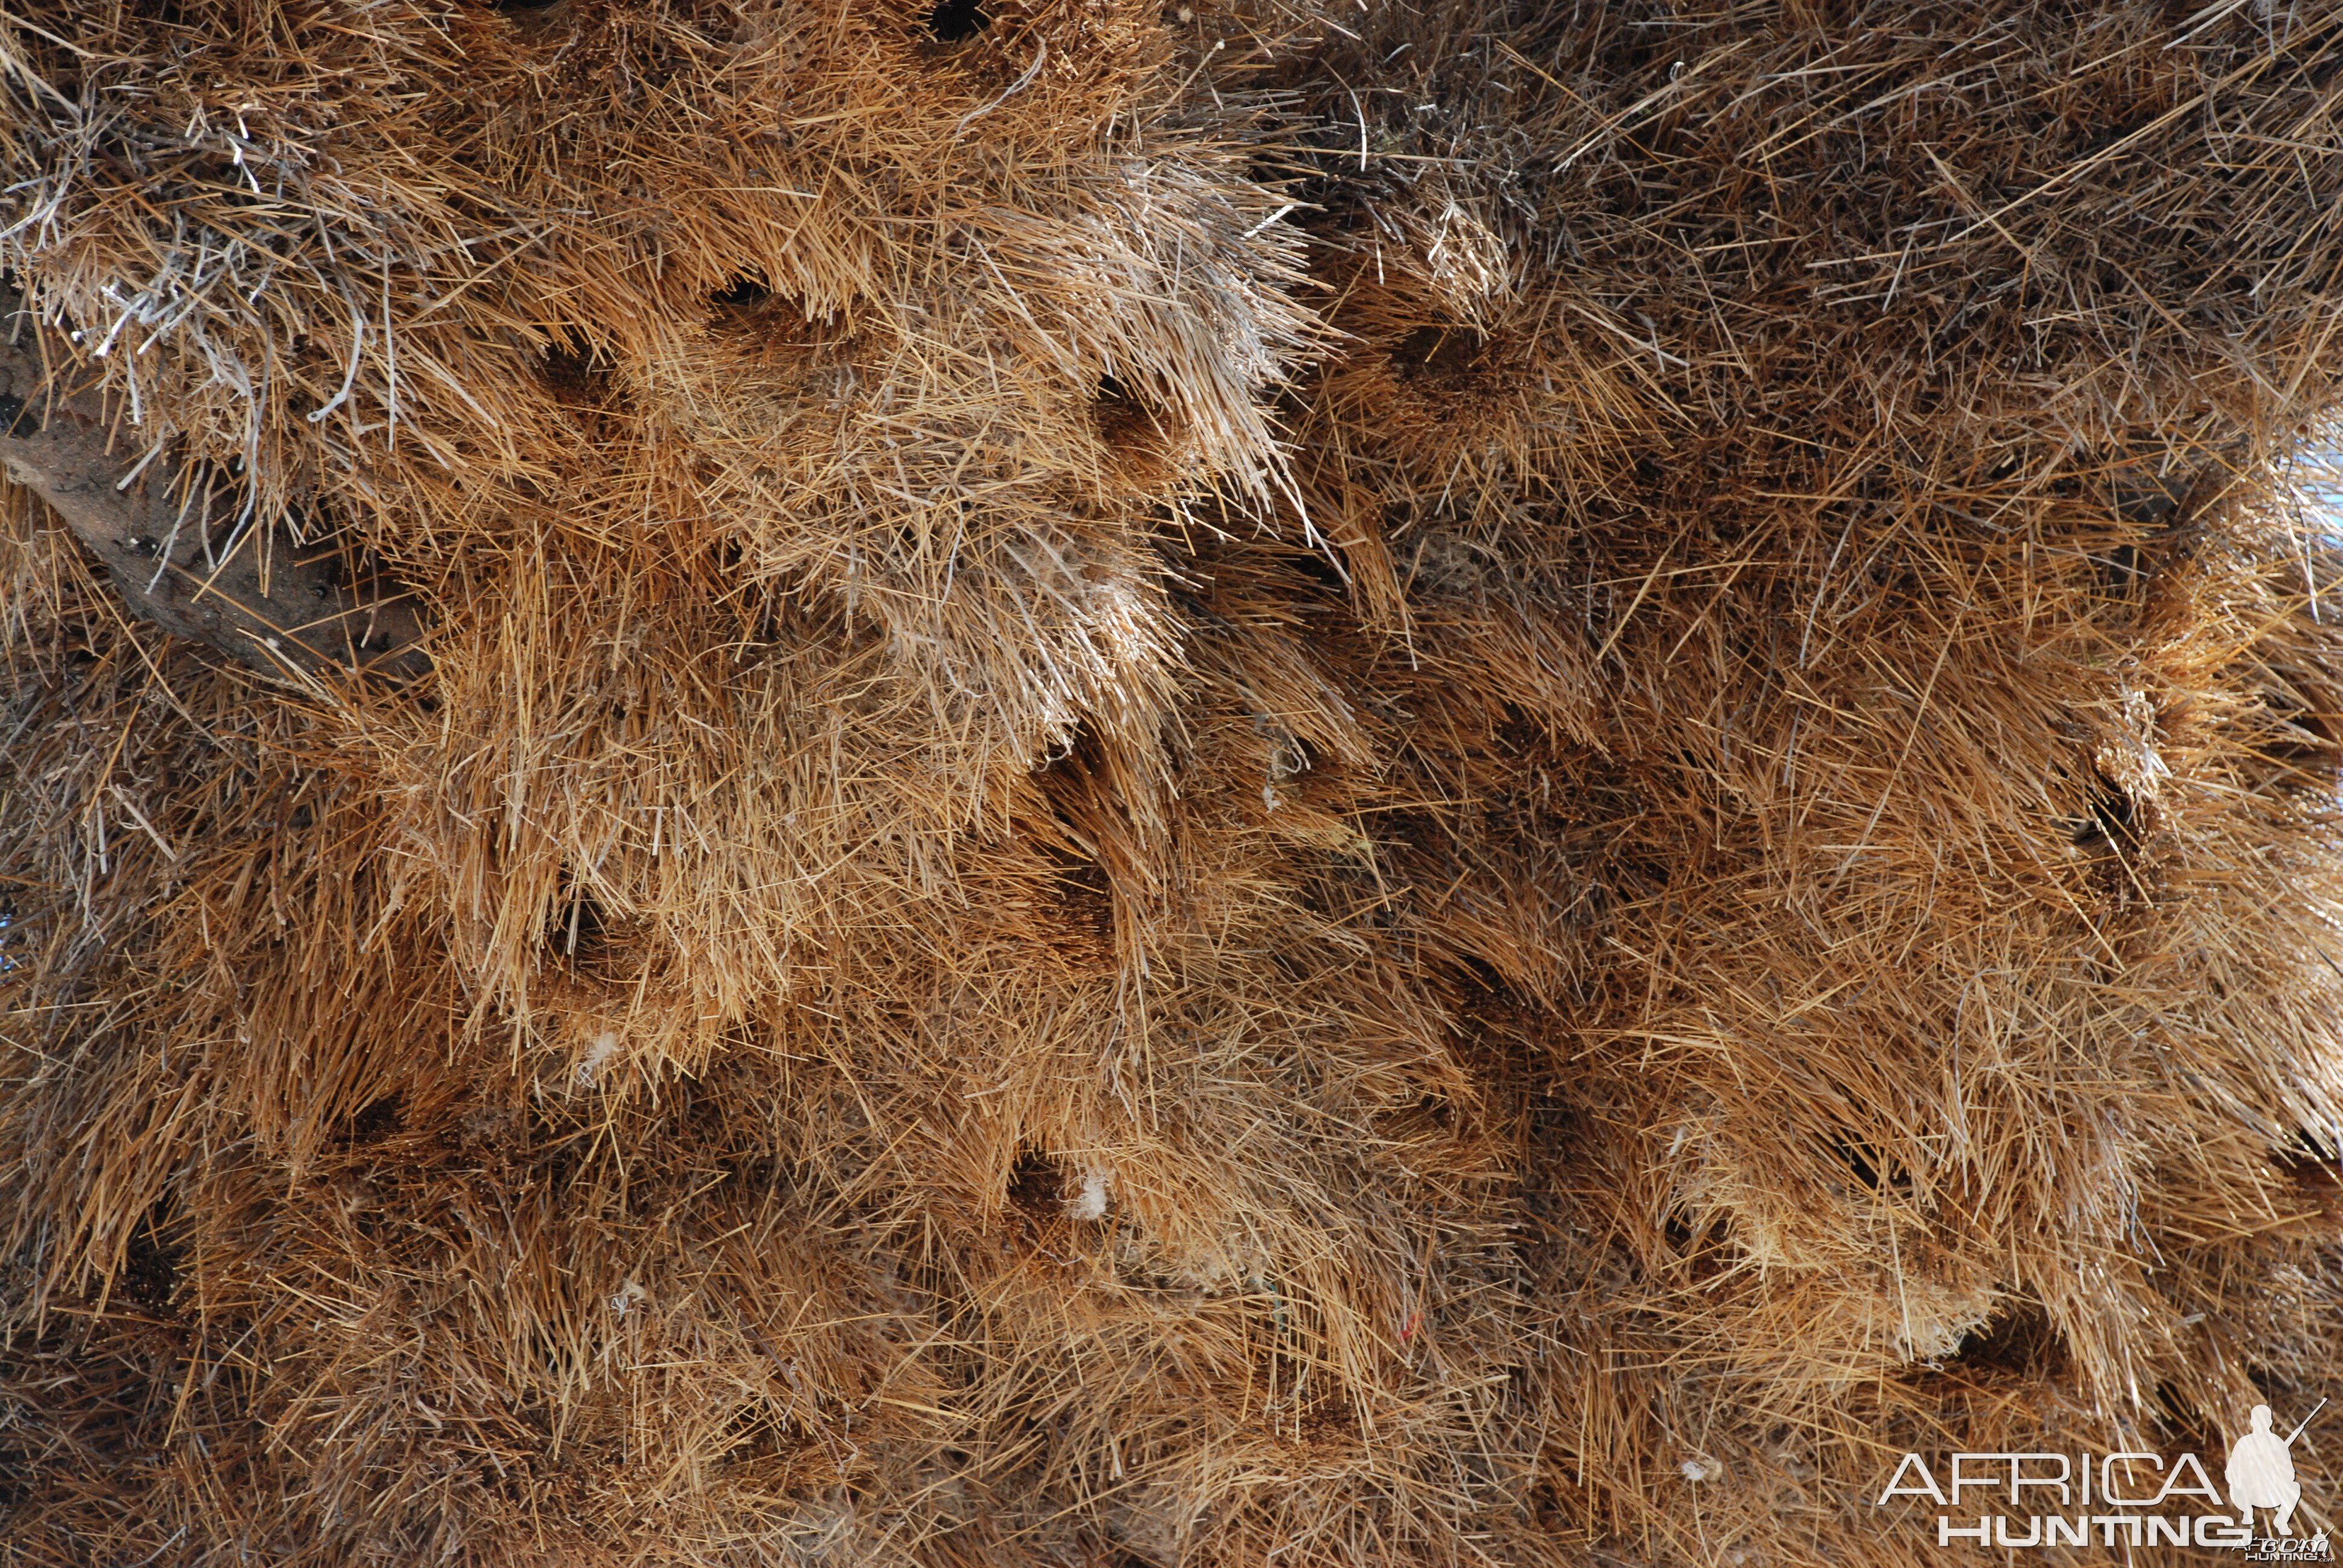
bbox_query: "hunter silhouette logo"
[1876,1398,2331,1555]
[2231,1402,2313,1537]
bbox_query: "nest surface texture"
[7,1,2343,1564]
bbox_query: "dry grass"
[5,1,2343,1564]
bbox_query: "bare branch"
[0,289,428,682]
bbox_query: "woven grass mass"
[5,0,2343,1562]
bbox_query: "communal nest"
[7,1,2343,1564]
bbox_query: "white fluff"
[575,1030,621,1089]
[1067,1167,1112,1221]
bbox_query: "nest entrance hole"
[1392,324,1483,379]
[710,275,772,309]
[2275,1128,2343,1207]
[1828,1134,1909,1194]
[548,879,611,964]
[1095,374,1156,447]
[1030,723,1120,938]
[2070,773,2138,848]
[344,1094,405,1148]
[1953,1300,2065,1377]
[540,338,612,404]
[1007,1146,1066,1218]
[121,1200,182,1315]
[927,0,989,41]
[2096,540,2146,595]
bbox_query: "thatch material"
[6,1,2343,1563]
